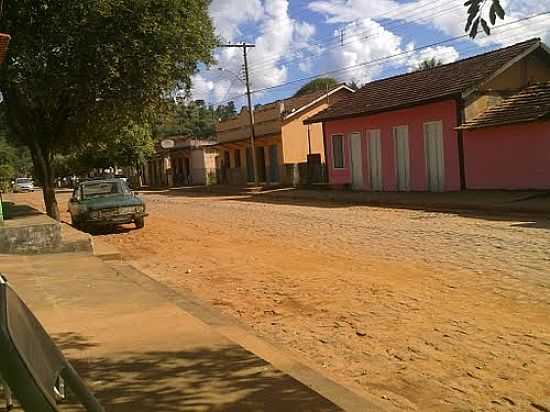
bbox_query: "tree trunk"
[42,175,60,221]
[30,141,60,221]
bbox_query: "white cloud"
[308,0,401,24]
[316,18,403,83]
[308,0,550,48]
[405,45,460,71]
[193,0,320,103]
[195,0,550,105]
[208,0,263,42]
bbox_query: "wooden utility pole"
[220,43,258,185]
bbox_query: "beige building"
[143,136,217,187]
[215,85,354,185]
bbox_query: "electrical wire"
[208,10,550,107]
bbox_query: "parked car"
[13,178,34,193]
[68,178,147,229]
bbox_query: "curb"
[110,261,387,412]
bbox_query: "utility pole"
[221,43,259,185]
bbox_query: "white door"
[393,126,410,191]
[424,121,445,192]
[350,132,363,190]
[367,130,383,191]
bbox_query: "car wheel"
[135,216,145,229]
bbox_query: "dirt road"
[9,190,550,411]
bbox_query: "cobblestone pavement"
[10,191,550,411]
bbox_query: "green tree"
[1,0,217,220]
[216,101,237,121]
[416,57,443,71]
[347,80,361,91]
[294,78,339,97]
[154,100,218,140]
[465,0,505,38]
[78,121,155,171]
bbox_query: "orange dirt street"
[10,190,550,412]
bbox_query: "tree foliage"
[347,80,362,91]
[154,100,237,140]
[465,0,506,38]
[0,0,217,219]
[0,112,33,180]
[416,57,443,71]
[79,122,155,171]
[294,78,339,97]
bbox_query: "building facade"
[461,82,550,190]
[215,85,354,185]
[142,136,217,187]
[306,39,550,192]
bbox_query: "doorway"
[424,121,445,192]
[246,148,254,183]
[367,129,383,191]
[393,126,410,191]
[350,132,363,190]
[256,147,266,183]
[269,145,279,183]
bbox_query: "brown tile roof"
[251,84,351,118]
[306,38,542,124]
[281,89,330,114]
[459,81,550,130]
[0,33,11,64]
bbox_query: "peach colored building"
[214,85,354,185]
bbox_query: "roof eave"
[462,40,543,99]
[458,114,550,131]
[283,85,355,121]
[304,93,461,125]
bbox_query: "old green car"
[68,178,147,229]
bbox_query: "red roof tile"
[306,38,542,124]
[460,81,550,130]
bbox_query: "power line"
[209,11,550,107]
[246,0,452,71]
[248,3,465,74]
[249,11,550,95]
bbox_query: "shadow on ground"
[1,201,43,219]
[141,186,550,228]
[55,332,340,412]
[63,221,138,236]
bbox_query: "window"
[81,181,129,200]
[224,151,230,168]
[332,134,344,169]
[234,150,241,168]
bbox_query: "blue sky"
[190,0,550,107]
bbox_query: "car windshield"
[81,181,129,199]
[16,178,32,184]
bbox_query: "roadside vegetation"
[0,0,217,220]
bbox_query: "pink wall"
[324,99,461,191]
[464,121,550,190]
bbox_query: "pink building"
[461,82,550,190]
[306,38,550,191]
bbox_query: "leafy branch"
[465,0,506,38]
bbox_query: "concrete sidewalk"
[0,252,381,411]
[152,185,550,216]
